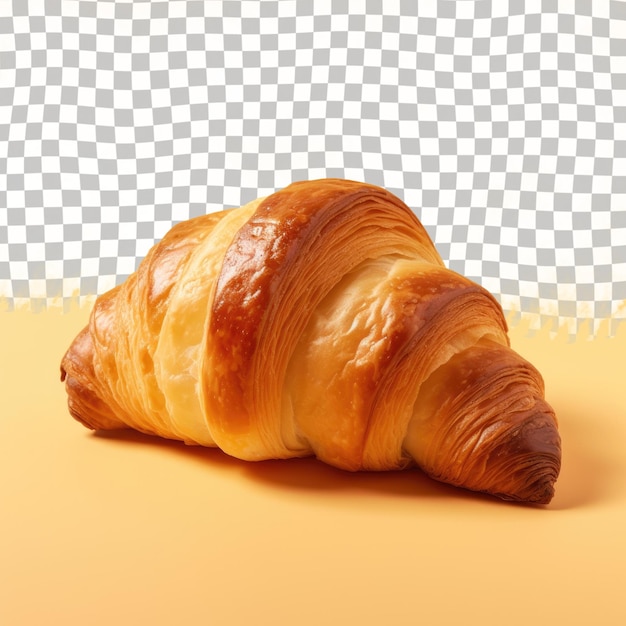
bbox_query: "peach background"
[1,307,625,625]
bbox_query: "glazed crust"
[60,179,561,503]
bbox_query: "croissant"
[60,179,561,503]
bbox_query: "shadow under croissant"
[89,424,602,510]
[92,428,495,503]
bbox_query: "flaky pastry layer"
[61,179,561,503]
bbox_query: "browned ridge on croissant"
[60,179,561,504]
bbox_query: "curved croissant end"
[60,179,561,504]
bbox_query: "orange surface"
[1,306,625,625]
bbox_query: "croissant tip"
[489,412,561,505]
[494,478,557,505]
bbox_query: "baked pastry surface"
[61,179,561,503]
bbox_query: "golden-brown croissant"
[60,179,561,503]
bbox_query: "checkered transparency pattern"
[1,0,625,336]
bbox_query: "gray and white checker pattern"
[1,1,625,336]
